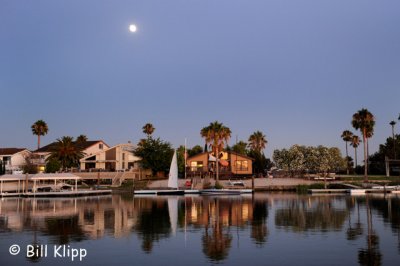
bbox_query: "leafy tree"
[368,134,400,175]
[46,136,84,170]
[177,145,186,177]
[248,131,267,154]
[142,123,155,138]
[273,145,345,177]
[134,137,174,175]
[200,121,231,181]
[341,130,353,175]
[248,150,273,175]
[389,120,397,159]
[188,145,203,157]
[0,160,4,175]
[327,147,346,173]
[227,141,248,155]
[45,158,61,173]
[31,120,49,149]
[22,155,38,174]
[352,108,375,182]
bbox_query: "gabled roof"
[187,151,254,161]
[0,148,28,156]
[34,140,107,153]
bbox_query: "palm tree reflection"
[251,200,268,247]
[202,198,232,262]
[346,197,363,241]
[358,197,382,266]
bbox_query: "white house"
[0,148,31,174]
[80,143,141,171]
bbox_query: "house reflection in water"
[0,196,138,242]
[0,194,399,265]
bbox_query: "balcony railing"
[30,158,46,165]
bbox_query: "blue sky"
[1,0,400,159]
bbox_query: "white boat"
[200,189,242,195]
[349,189,366,195]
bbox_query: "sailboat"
[157,150,184,195]
[134,149,184,195]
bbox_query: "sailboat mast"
[184,138,187,180]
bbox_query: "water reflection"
[358,197,382,266]
[0,194,399,265]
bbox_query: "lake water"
[0,193,399,265]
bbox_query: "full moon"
[129,24,137,32]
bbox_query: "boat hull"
[156,190,185,195]
[200,189,241,195]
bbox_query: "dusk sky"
[1,0,400,159]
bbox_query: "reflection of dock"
[309,188,400,194]
[0,190,111,197]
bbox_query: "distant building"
[32,140,109,172]
[0,148,31,174]
[80,143,141,171]
[186,151,253,178]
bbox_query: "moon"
[129,24,137,32]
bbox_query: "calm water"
[0,193,399,266]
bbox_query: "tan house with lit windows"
[186,151,253,178]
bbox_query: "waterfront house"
[80,143,141,171]
[33,140,109,172]
[0,148,31,174]
[186,151,253,178]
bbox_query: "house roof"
[187,151,254,161]
[0,148,28,156]
[34,140,107,153]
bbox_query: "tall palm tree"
[31,120,49,149]
[47,136,84,170]
[248,131,268,154]
[341,130,353,175]
[350,135,361,171]
[352,109,375,182]
[200,121,231,182]
[142,123,155,137]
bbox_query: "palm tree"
[248,131,268,154]
[352,109,375,182]
[76,134,88,143]
[350,135,361,171]
[142,123,155,137]
[47,136,84,170]
[31,120,49,149]
[341,130,353,175]
[200,121,231,182]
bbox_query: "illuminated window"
[235,160,248,171]
[190,161,203,171]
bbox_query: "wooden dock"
[309,188,400,195]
